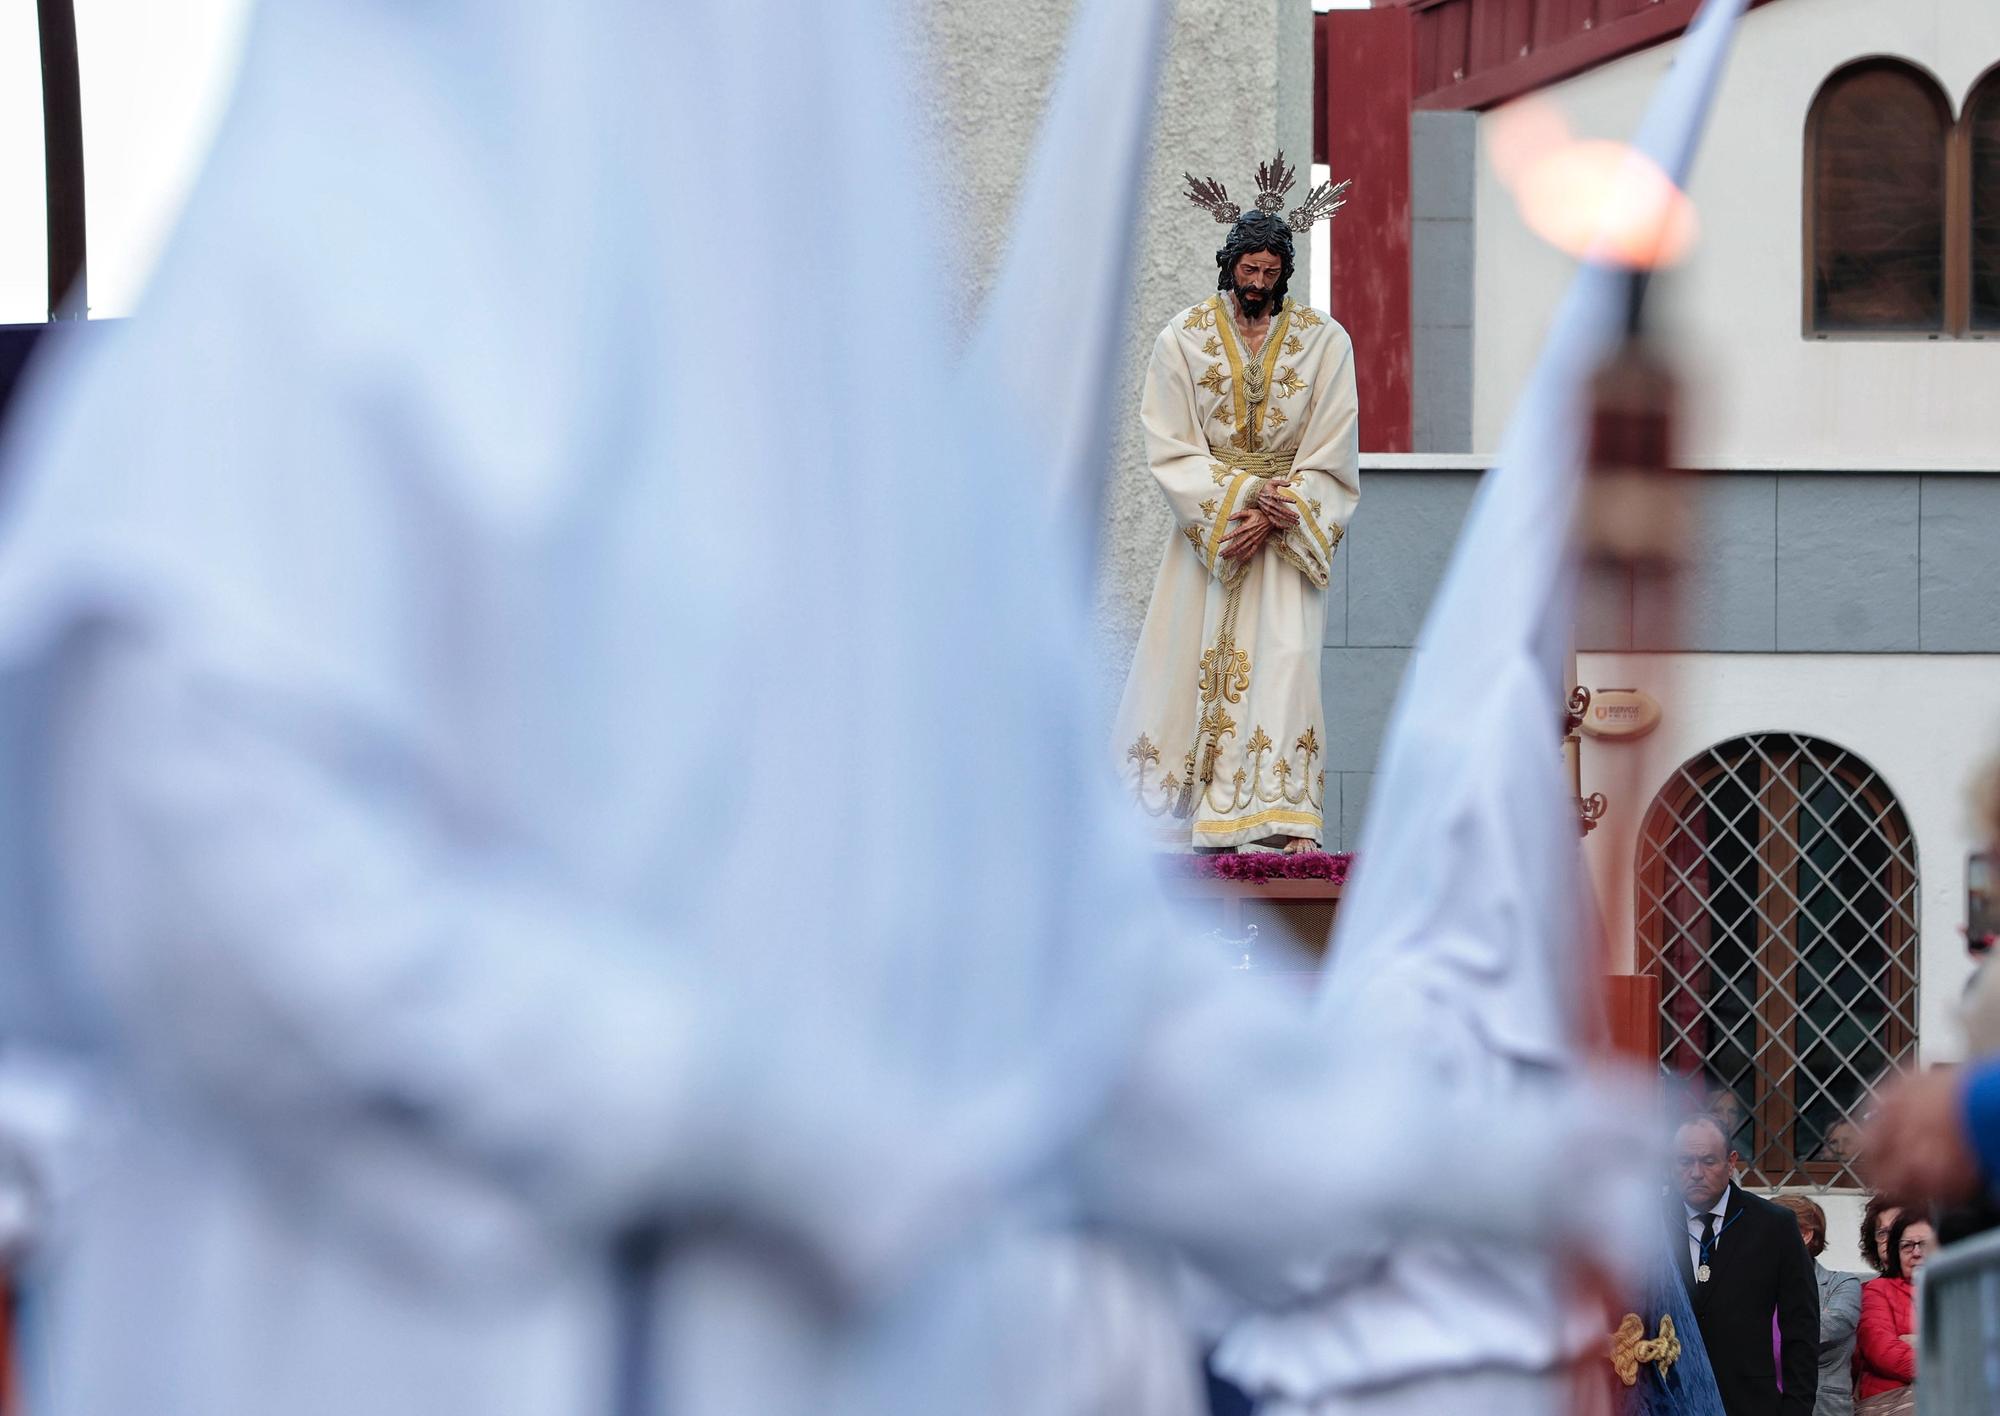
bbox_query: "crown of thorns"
[1182,152,1351,233]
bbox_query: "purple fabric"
[1773,1311,1782,1392]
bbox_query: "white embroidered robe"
[1112,295,1360,850]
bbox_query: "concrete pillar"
[918,0,1314,696]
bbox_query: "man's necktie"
[1697,1212,1717,1281]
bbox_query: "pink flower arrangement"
[1175,851,1353,883]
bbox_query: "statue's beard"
[1235,287,1273,317]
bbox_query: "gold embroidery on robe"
[1205,472,1256,566]
[1125,733,1161,769]
[1608,1314,1680,1387]
[1127,704,1330,820]
[1198,643,1251,707]
[1278,486,1330,560]
[1214,301,1294,450]
[1114,296,1357,844]
[1273,536,1328,589]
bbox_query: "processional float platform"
[1160,853,1349,966]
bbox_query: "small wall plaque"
[1580,687,1662,741]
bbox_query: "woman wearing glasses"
[1859,1195,1901,1278]
[1855,1210,1936,1413]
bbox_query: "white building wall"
[1471,0,2000,466]
[1578,650,2000,1271]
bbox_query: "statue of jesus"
[1113,158,1359,853]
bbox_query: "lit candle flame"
[1487,99,1700,270]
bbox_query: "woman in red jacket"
[1857,1210,1934,1403]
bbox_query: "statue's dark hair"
[1215,211,1296,304]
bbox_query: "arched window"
[1966,65,2000,331]
[1637,734,1918,1190]
[1805,60,1952,335]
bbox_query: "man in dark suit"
[1670,1113,1819,1416]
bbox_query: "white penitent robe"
[1112,294,1359,851]
[0,0,1674,1410]
[0,1,1211,1412]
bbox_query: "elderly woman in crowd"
[1856,1210,1934,1413]
[1776,1195,1861,1416]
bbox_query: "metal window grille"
[1637,733,1919,1191]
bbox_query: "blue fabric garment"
[1619,1245,1727,1416]
[1204,1354,1254,1416]
[1961,1060,2000,1189]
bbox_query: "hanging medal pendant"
[1695,1264,1711,1284]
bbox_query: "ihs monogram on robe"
[1112,295,1360,849]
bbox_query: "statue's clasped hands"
[1219,481,1301,563]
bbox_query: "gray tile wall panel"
[1920,475,2000,651]
[1339,771,1374,851]
[1410,112,1476,222]
[1344,473,1479,646]
[1577,562,1633,651]
[1412,218,1474,329]
[1322,646,1411,774]
[1310,466,1977,791]
[1412,321,1473,453]
[1775,475,1920,651]
[1410,115,1475,455]
[1635,474,1777,651]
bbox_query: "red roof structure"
[1399,0,1785,112]
[1310,0,1786,451]
[1314,0,1788,140]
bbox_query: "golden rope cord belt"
[1172,443,1297,820]
[1209,446,1295,480]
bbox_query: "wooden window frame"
[1963,62,2000,333]
[1802,57,1962,341]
